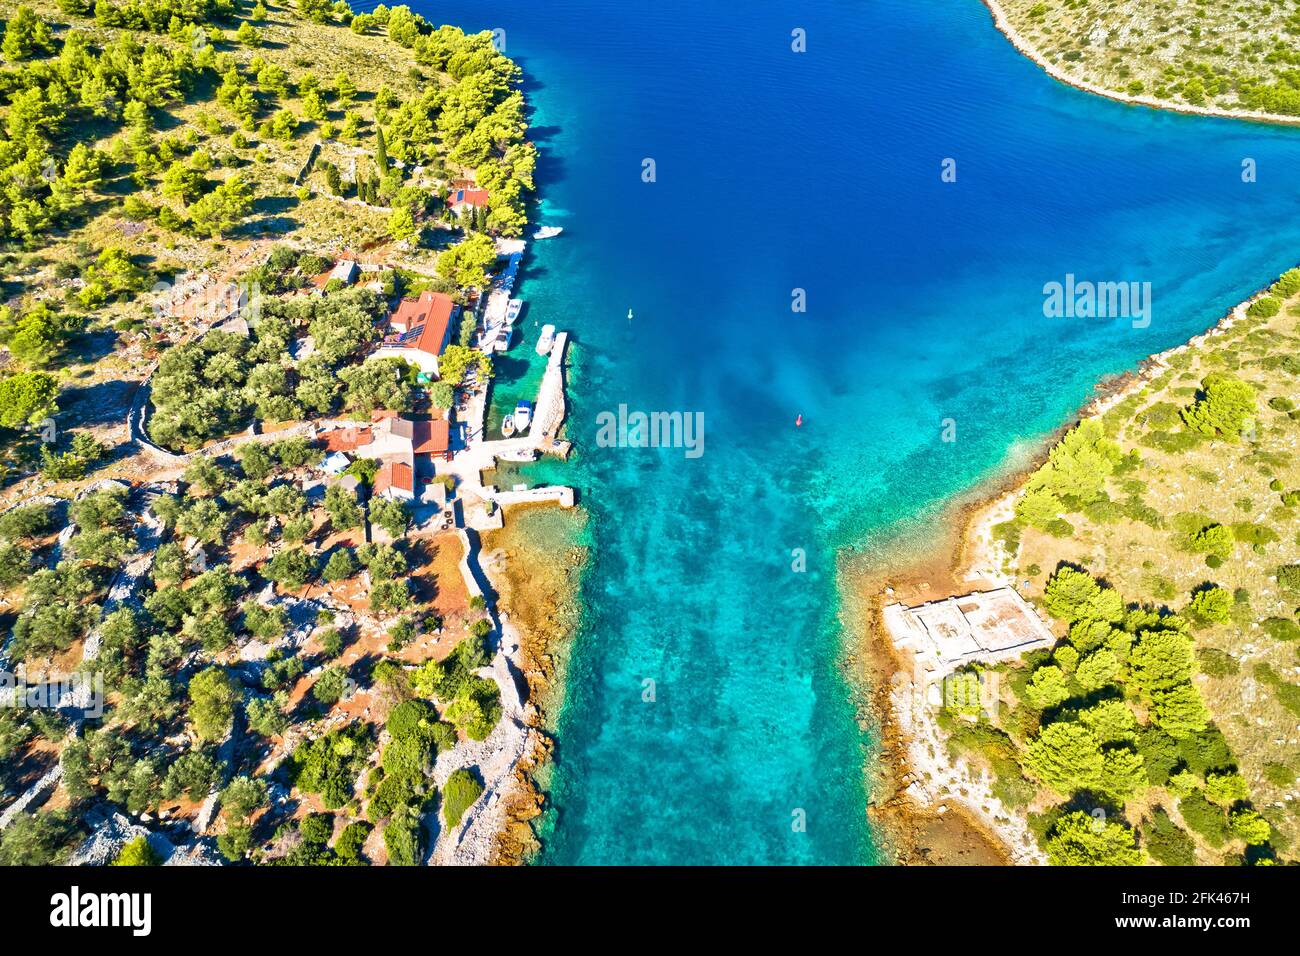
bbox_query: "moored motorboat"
[512,401,533,433]
[533,226,563,240]
[501,416,515,437]
[536,323,556,356]
[500,447,539,462]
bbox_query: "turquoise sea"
[412,0,1300,863]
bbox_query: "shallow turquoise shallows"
[411,0,1300,863]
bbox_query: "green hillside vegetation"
[0,0,523,866]
[440,767,483,829]
[2,428,505,864]
[998,0,1300,116]
[971,267,1300,863]
[0,0,534,476]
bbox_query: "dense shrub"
[1181,374,1255,440]
[1178,792,1231,847]
[1262,617,1300,642]
[1246,296,1281,318]
[1142,807,1196,866]
[1196,647,1239,677]
[1045,811,1144,866]
[289,722,372,809]
[441,768,484,829]
[1188,585,1232,625]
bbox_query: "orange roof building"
[372,291,458,377]
[321,426,372,453]
[412,419,450,457]
[373,460,414,500]
[447,187,489,215]
[322,412,453,502]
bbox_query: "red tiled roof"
[412,419,450,455]
[321,426,372,452]
[448,187,489,209]
[386,291,456,358]
[389,293,430,331]
[373,460,413,495]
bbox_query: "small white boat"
[501,416,515,437]
[627,308,633,321]
[505,299,523,324]
[536,323,556,356]
[512,401,533,433]
[533,226,563,240]
[500,447,539,463]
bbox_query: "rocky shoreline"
[852,270,1283,863]
[476,503,590,864]
[847,480,1031,864]
[980,0,1300,128]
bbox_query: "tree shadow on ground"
[58,377,136,431]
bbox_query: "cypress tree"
[375,126,389,174]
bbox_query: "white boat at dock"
[536,323,556,356]
[499,447,539,463]
[506,299,523,324]
[512,401,533,433]
[533,226,563,240]
[501,416,515,437]
[496,251,523,293]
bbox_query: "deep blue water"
[413,0,1300,863]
